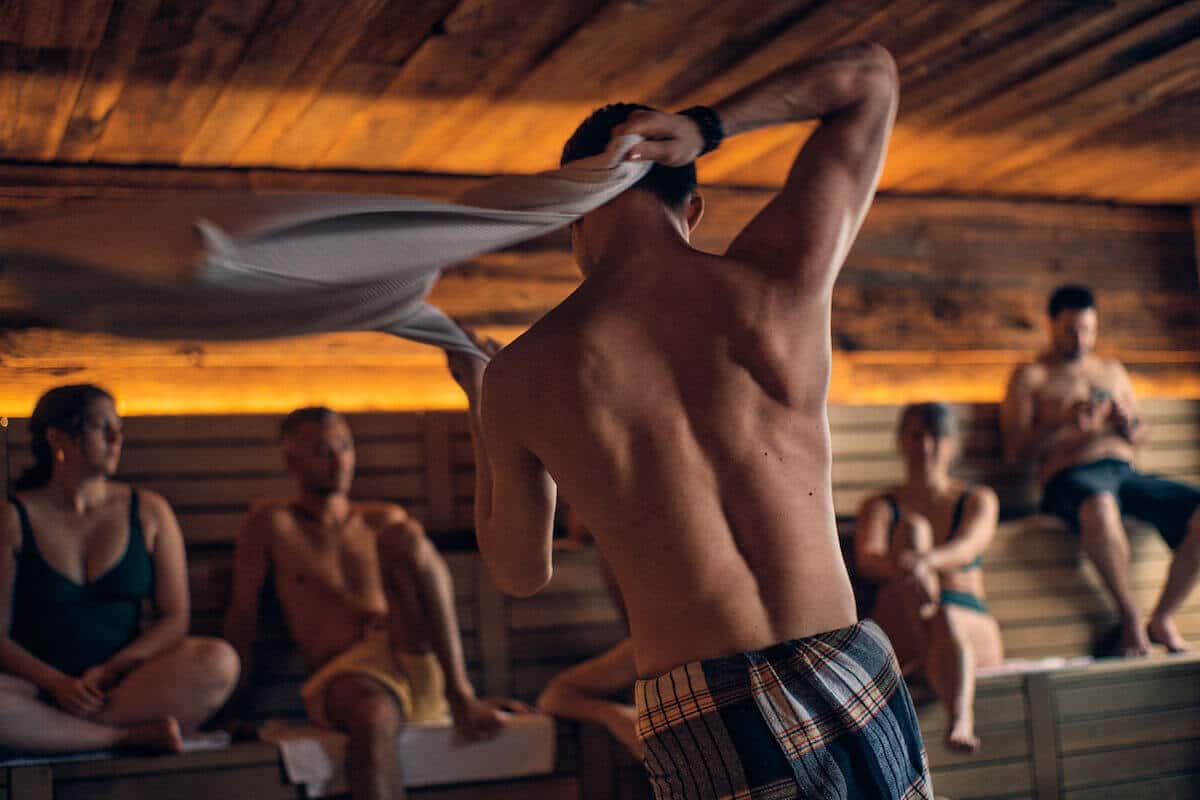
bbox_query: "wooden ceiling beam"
[0,0,114,160]
[882,1,1200,190]
[873,0,1200,190]
[178,0,367,166]
[695,0,929,184]
[421,0,821,176]
[317,0,607,172]
[980,92,1200,200]
[939,38,1200,191]
[87,1,276,163]
[231,0,458,169]
[54,0,163,162]
[899,0,1173,124]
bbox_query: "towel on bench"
[259,714,556,797]
[0,730,232,768]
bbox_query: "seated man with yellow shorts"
[225,407,528,800]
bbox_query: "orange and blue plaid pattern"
[635,620,932,799]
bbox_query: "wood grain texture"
[0,164,1196,415]
[0,1,1199,202]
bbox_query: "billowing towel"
[0,137,650,357]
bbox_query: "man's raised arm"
[620,42,898,294]
[720,42,897,292]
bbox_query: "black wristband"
[677,106,725,156]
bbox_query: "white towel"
[0,137,651,357]
[259,714,556,797]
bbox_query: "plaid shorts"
[635,619,932,800]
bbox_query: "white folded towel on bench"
[259,714,556,797]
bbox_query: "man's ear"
[45,427,69,454]
[686,192,705,234]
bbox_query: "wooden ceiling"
[1,0,1199,204]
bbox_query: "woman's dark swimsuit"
[885,489,988,614]
[8,491,153,678]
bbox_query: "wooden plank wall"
[3,411,473,541]
[2,166,1198,415]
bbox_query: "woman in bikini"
[855,402,1004,754]
[0,384,240,754]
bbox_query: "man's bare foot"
[120,716,184,754]
[1118,623,1152,657]
[946,716,980,755]
[1148,616,1193,653]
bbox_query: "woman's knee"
[180,637,241,692]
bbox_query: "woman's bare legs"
[96,637,240,731]
[924,606,1003,754]
[0,673,182,754]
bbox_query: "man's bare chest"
[1036,365,1114,411]
[272,524,382,594]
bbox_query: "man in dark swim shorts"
[1001,285,1200,656]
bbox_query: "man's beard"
[1059,344,1085,361]
[305,480,348,497]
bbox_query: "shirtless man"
[448,43,931,799]
[1001,285,1200,657]
[224,407,524,800]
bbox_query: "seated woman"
[0,384,240,754]
[855,402,1004,754]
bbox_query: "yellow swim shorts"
[301,630,450,727]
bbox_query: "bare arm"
[1109,361,1149,448]
[620,43,897,295]
[224,506,272,696]
[537,639,641,759]
[100,491,190,680]
[450,346,556,598]
[380,515,531,740]
[1000,364,1064,464]
[719,43,898,294]
[379,516,474,704]
[854,495,899,582]
[0,504,72,689]
[923,487,999,572]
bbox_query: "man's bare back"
[494,245,856,677]
[455,42,899,680]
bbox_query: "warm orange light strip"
[2,347,1198,417]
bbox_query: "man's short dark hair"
[1047,285,1096,318]
[280,406,341,440]
[561,103,697,208]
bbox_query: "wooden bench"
[1,411,576,800]
[481,398,1200,799]
[3,398,1199,799]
